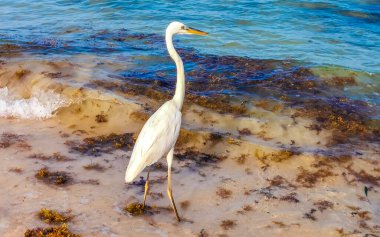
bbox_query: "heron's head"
[167,21,208,36]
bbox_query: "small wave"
[0,87,70,119]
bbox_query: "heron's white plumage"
[123,21,207,222]
[125,100,181,182]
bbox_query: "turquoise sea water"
[0,0,379,72]
[0,0,379,123]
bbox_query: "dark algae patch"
[65,133,134,156]
[35,168,72,186]
[296,97,377,145]
[24,224,81,237]
[176,150,226,168]
[102,46,379,148]
[303,208,317,221]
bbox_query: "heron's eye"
[181,26,185,30]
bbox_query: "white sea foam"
[0,87,69,119]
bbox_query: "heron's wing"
[125,101,181,182]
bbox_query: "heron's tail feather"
[125,155,145,183]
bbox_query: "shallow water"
[0,0,379,72]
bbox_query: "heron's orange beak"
[187,27,208,36]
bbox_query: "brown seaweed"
[345,164,380,186]
[123,202,145,216]
[83,163,106,172]
[28,153,73,162]
[303,208,317,221]
[176,150,226,168]
[296,167,335,188]
[35,168,73,186]
[280,192,300,203]
[38,208,73,224]
[95,113,108,123]
[313,200,334,212]
[65,133,134,156]
[220,220,237,230]
[216,187,232,199]
[0,133,30,151]
[24,224,81,237]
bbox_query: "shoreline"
[0,115,379,236]
[0,55,379,236]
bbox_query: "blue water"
[0,0,379,72]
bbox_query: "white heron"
[125,21,207,222]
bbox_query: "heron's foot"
[167,188,181,222]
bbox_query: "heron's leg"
[166,148,181,222]
[143,167,150,209]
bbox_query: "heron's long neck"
[166,33,185,110]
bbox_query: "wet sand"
[0,58,380,236]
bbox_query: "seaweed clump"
[38,208,73,224]
[216,187,232,199]
[123,202,145,216]
[83,163,106,172]
[185,94,247,115]
[267,175,296,189]
[66,133,134,156]
[129,110,150,122]
[295,97,377,145]
[220,220,237,230]
[24,224,81,237]
[95,113,108,123]
[237,205,253,214]
[28,153,72,162]
[313,200,334,212]
[14,69,31,80]
[176,129,200,148]
[0,133,30,151]
[255,149,298,164]
[35,168,72,186]
[345,164,380,186]
[324,76,357,88]
[280,192,299,203]
[176,150,226,168]
[296,167,334,188]
[303,208,317,221]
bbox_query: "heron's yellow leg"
[143,168,150,209]
[166,148,181,222]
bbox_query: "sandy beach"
[0,57,379,236]
[1,1,380,235]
